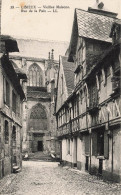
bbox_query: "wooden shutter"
[16,96,19,116]
[92,131,97,156]
[85,134,89,155]
[104,131,109,159]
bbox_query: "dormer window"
[110,23,121,45]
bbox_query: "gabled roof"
[27,86,51,100]
[10,60,27,79]
[68,8,117,61]
[62,56,75,96]
[76,9,115,42]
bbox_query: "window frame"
[5,120,9,144]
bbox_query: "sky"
[1,0,121,42]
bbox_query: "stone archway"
[28,103,48,152]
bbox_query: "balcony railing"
[57,118,80,137]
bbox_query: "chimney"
[98,2,104,9]
[88,1,118,18]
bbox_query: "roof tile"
[76,9,116,42]
[62,56,75,96]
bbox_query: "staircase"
[27,152,52,161]
[13,165,21,173]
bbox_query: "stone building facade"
[0,36,26,179]
[56,2,121,183]
[9,39,68,154]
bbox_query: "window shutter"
[92,131,97,156]
[16,96,19,117]
[3,77,6,103]
[85,134,89,155]
[104,131,109,159]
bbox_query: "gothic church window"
[28,63,43,87]
[29,104,47,131]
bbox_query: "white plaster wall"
[56,57,68,112]
[72,138,77,164]
[62,139,67,161]
[77,137,82,162]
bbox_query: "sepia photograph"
[0,0,121,194]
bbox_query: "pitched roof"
[10,39,69,61]
[27,86,51,100]
[62,56,75,96]
[10,60,27,79]
[76,9,115,42]
[1,55,25,100]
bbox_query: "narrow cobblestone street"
[0,161,121,195]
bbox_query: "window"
[98,71,103,90]
[89,79,98,108]
[6,80,10,106]
[3,78,10,106]
[92,129,109,158]
[97,130,104,156]
[12,91,16,113]
[28,63,43,86]
[12,126,16,142]
[5,120,9,144]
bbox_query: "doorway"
[38,141,43,151]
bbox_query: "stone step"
[13,166,21,173]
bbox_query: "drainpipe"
[85,85,91,173]
[89,128,92,174]
[112,129,113,174]
[107,109,113,174]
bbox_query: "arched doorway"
[28,103,48,152]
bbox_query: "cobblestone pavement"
[0,161,121,195]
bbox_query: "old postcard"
[0,0,121,194]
